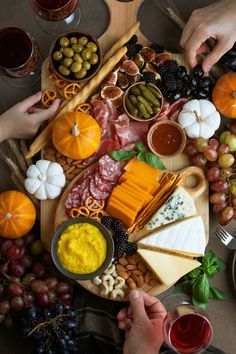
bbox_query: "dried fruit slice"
[117,72,129,89]
[139,47,156,62]
[155,52,172,66]
[100,85,124,107]
[142,63,161,80]
[128,74,141,85]
[122,60,140,76]
[133,53,145,70]
[101,68,119,87]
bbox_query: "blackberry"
[114,240,126,259]
[126,43,142,59]
[165,79,177,91]
[142,72,156,84]
[164,72,175,81]
[157,64,167,77]
[158,83,170,97]
[101,216,114,229]
[165,59,178,73]
[127,35,138,45]
[176,79,184,90]
[125,242,137,256]
[116,229,129,242]
[150,43,165,54]
[113,219,125,233]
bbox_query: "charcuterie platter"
[33,0,211,300]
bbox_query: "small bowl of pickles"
[49,31,102,83]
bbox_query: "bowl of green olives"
[123,82,163,122]
[49,31,102,83]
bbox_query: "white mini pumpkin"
[178,99,221,139]
[25,160,66,200]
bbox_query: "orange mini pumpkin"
[0,190,36,239]
[212,72,236,118]
[52,111,101,160]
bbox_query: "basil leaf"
[186,267,203,280]
[175,280,193,295]
[192,296,207,310]
[209,285,230,300]
[203,250,226,277]
[109,150,137,161]
[193,273,209,304]
[135,141,145,153]
[137,151,166,170]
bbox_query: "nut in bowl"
[49,31,102,83]
[123,82,163,121]
[147,120,186,158]
[51,217,114,280]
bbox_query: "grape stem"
[28,313,67,337]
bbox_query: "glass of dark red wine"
[162,294,213,354]
[30,0,81,36]
[0,27,42,87]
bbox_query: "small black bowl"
[51,217,114,280]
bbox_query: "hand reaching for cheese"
[117,290,166,354]
[0,91,60,142]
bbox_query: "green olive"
[89,53,99,65]
[74,68,87,79]
[72,43,83,53]
[81,48,92,60]
[82,60,91,70]
[59,37,69,47]
[53,51,63,61]
[58,65,70,76]
[70,36,78,45]
[78,36,88,46]
[62,57,73,68]
[86,42,97,52]
[63,47,74,58]
[73,53,83,63]
[71,62,82,73]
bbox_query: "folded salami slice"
[98,155,121,182]
[89,174,110,200]
[94,167,115,193]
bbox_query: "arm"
[0,91,60,142]
[180,0,236,72]
[117,290,167,354]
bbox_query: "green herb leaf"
[137,151,166,170]
[193,273,209,304]
[209,285,230,300]
[203,250,226,277]
[185,267,203,280]
[109,150,137,161]
[135,141,145,153]
[192,296,207,310]
[175,280,193,295]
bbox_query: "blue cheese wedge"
[138,216,205,257]
[137,249,201,286]
[145,186,196,231]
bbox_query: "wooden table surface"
[0,1,236,353]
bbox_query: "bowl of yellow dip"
[51,217,114,280]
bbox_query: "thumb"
[32,98,61,124]
[129,290,148,324]
[202,38,234,72]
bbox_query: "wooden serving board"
[40,0,209,299]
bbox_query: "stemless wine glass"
[0,27,42,87]
[30,0,81,36]
[162,294,213,354]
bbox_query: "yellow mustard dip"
[57,223,107,274]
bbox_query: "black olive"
[166,90,182,101]
[224,58,236,71]
[190,76,198,87]
[193,64,204,78]
[226,49,236,57]
[194,89,209,99]
[198,77,212,88]
[181,86,192,98]
[176,65,187,79]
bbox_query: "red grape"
[194,137,208,152]
[45,277,58,291]
[218,154,235,168]
[210,180,229,192]
[192,154,207,168]
[56,281,70,295]
[217,143,230,156]
[11,296,24,312]
[185,143,198,156]
[31,240,44,256]
[10,262,25,277]
[36,293,49,307]
[0,300,10,315]
[31,280,48,294]
[209,138,219,150]
[32,262,46,278]
[1,240,14,256]
[209,192,227,204]
[6,245,23,261]
[225,134,236,152]
[207,167,220,182]
[20,254,33,269]
[41,253,53,265]
[220,207,234,222]
[204,147,218,161]
[22,273,36,287]
[7,283,23,297]
[24,291,35,305]
[213,202,227,213]
[58,293,72,302]
[24,233,35,246]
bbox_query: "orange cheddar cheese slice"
[118,172,158,194]
[124,157,161,181]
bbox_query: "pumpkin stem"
[72,122,80,137]
[5,213,13,219]
[232,91,236,99]
[194,110,203,123]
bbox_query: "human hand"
[117,290,167,354]
[180,0,236,72]
[0,91,60,142]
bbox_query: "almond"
[128,280,137,290]
[116,264,126,272]
[67,165,75,174]
[116,269,129,279]
[127,255,137,265]
[148,278,159,286]
[45,147,56,155]
[66,173,75,181]
[58,158,66,166]
[137,275,144,288]
[44,153,56,162]
[138,262,147,273]
[72,160,83,166]
[144,271,151,283]
[67,157,73,165]
[63,164,70,171]
[131,269,143,276]
[126,264,136,271]
[119,258,129,266]
[56,151,62,158]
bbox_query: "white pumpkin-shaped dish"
[178,99,221,139]
[25,160,66,200]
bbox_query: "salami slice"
[81,174,92,204]
[94,167,115,193]
[98,155,121,182]
[89,174,110,200]
[65,170,90,211]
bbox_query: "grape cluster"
[157,62,212,102]
[21,302,80,354]
[0,234,74,329]
[219,43,236,71]
[185,123,236,225]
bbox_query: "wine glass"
[162,294,213,354]
[29,0,81,36]
[0,27,42,87]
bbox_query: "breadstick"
[25,46,127,159]
[103,21,140,63]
